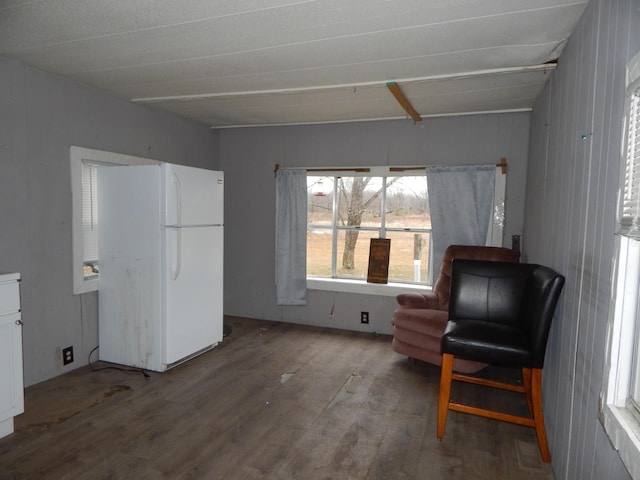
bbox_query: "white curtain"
[427,164,496,280]
[275,169,307,305]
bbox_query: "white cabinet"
[0,272,24,438]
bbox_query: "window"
[307,170,431,285]
[626,91,640,421]
[305,165,506,293]
[70,147,160,294]
[602,52,640,480]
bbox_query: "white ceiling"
[0,0,588,128]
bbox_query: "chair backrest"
[449,259,565,368]
[521,265,566,367]
[432,245,521,310]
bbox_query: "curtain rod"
[274,159,507,176]
[496,158,507,174]
[274,163,371,176]
[389,167,425,172]
[395,159,507,175]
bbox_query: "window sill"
[307,277,430,297]
[602,404,640,479]
[74,277,98,294]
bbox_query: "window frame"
[306,169,432,285]
[602,237,640,480]
[70,146,160,294]
[601,50,640,480]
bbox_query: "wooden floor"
[0,317,554,480]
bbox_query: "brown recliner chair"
[391,244,520,373]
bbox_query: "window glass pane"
[307,176,334,226]
[336,177,382,229]
[336,229,379,279]
[307,227,332,277]
[387,231,431,283]
[386,175,430,229]
[82,161,99,279]
[633,370,640,413]
[632,294,640,412]
[306,171,433,285]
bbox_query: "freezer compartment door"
[164,226,223,365]
[164,164,223,226]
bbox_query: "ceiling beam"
[386,82,421,122]
[212,108,532,129]
[131,63,557,104]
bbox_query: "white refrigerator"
[97,163,223,372]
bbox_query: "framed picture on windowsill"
[367,238,391,284]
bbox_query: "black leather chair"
[436,259,565,462]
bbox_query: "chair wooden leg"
[531,368,551,462]
[437,353,454,439]
[522,367,533,416]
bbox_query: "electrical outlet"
[62,346,74,365]
[361,312,369,324]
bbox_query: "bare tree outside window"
[338,177,400,270]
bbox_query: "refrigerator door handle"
[171,173,182,226]
[172,228,182,280]
[170,173,182,280]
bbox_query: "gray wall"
[523,0,639,478]
[220,114,530,335]
[0,57,220,387]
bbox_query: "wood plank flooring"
[0,317,555,479]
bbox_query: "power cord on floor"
[88,346,150,379]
